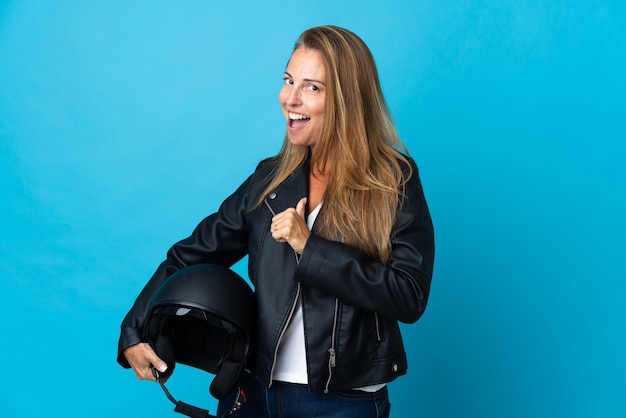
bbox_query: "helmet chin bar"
[151,368,246,418]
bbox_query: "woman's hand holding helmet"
[123,342,168,382]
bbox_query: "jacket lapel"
[264,159,309,216]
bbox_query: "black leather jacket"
[118,156,434,392]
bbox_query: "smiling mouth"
[289,112,311,128]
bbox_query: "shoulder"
[393,152,420,183]
[254,157,280,174]
[400,154,418,171]
[249,157,280,185]
[238,157,280,200]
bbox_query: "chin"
[286,133,309,147]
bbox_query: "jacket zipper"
[324,298,340,393]
[264,197,277,216]
[265,196,302,386]
[264,197,299,263]
[269,283,301,387]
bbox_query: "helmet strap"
[151,367,246,418]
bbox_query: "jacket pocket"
[374,312,383,343]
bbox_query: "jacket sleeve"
[116,173,254,367]
[294,160,435,324]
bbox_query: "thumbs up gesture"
[270,197,310,254]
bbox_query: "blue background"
[1,1,624,417]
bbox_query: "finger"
[143,344,168,374]
[125,343,168,381]
[295,197,307,219]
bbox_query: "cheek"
[313,100,326,117]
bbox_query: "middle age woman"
[119,25,435,418]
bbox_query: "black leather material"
[119,156,434,392]
[144,264,256,399]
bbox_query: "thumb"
[152,357,168,374]
[296,197,307,219]
[144,343,168,373]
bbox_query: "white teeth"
[289,112,310,120]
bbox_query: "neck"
[308,166,328,212]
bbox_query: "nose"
[282,85,302,107]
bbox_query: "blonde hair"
[259,26,411,263]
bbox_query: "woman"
[118,26,435,418]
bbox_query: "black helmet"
[144,264,256,418]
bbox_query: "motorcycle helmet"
[143,263,256,418]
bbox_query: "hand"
[271,197,310,254]
[123,342,168,382]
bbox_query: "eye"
[283,77,294,86]
[306,84,320,93]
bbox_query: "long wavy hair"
[259,26,412,264]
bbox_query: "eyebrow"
[284,71,326,86]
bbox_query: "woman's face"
[279,47,327,150]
